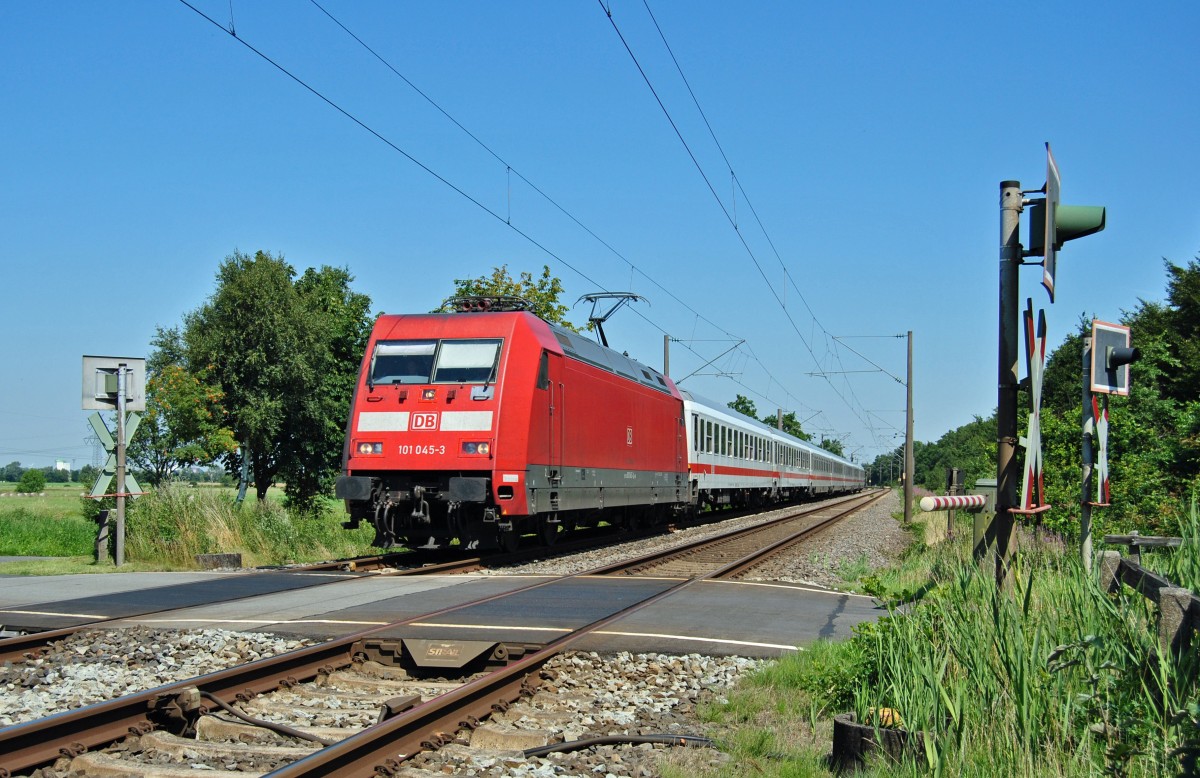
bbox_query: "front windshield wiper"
[482,350,501,389]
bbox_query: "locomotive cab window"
[433,339,502,384]
[371,340,436,384]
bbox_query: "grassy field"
[0,482,97,558]
[0,481,375,573]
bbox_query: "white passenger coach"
[682,391,865,509]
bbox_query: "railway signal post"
[1081,321,1140,573]
[82,355,146,566]
[989,145,1106,588]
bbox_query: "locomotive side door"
[539,351,564,484]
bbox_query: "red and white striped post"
[920,494,987,512]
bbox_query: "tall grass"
[698,511,1200,777]
[1160,497,1200,592]
[846,540,1197,776]
[121,484,375,568]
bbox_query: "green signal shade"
[1054,205,1106,244]
[1028,203,1106,253]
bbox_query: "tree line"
[872,255,1200,539]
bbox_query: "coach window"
[370,340,436,385]
[536,351,550,389]
[433,339,502,384]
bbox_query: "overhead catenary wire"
[639,0,906,448]
[306,0,737,346]
[220,1,819,424]
[177,2,889,458]
[173,3,765,418]
[603,1,899,454]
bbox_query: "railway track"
[594,490,885,579]
[0,523,664,665]
[0,490,885,777]
[0,494,860,665]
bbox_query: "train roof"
[680,390,862,470]
[544,321,676,396]
[371,309,676,397]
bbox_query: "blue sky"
[2,1,1197,471]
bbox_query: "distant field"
[0,483,96,557]
[0,482,90,518]
[0,481,369,571]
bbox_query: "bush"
[16,469,45,493]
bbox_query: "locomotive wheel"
[498,528,520,553]
[538,518,560,546]
[404,534,432,549]
[404,535,449,550]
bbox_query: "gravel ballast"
[3,490,913,776]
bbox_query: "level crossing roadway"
[0,569,882,657]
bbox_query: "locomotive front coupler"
[411,485,432,525]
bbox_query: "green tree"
[128,364,238,486]
[912,413,996,491]
[159,250,373,507]
[79,463,99,487]
[772,410,813,441]
[727,394,758,419]
[819,437,845,457]
[277,266,374,512]
[2,461,21,482]
[445,265,580,331]
[16,469,45,493]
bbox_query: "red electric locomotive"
[335,297,688,551]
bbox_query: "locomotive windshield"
[369,338,501,385]
[432,339,501,383]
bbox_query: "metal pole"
[904,331,914,524]
[663,335,670,377]
[1081,337,1094,574]
[988,180,1023,587]
[115,363,127,567]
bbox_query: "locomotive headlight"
[356,441,383,455]
[461,441,491,456]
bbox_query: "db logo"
[411,412,439,430]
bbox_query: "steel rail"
[0,558,613,776]
[717,489,886,579]
[0,495,862,664]
[264,494,858,778]
[588,490,883,576]
[0,491,880,775]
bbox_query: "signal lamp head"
[461,441,491,456]
[356,442,383,455]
